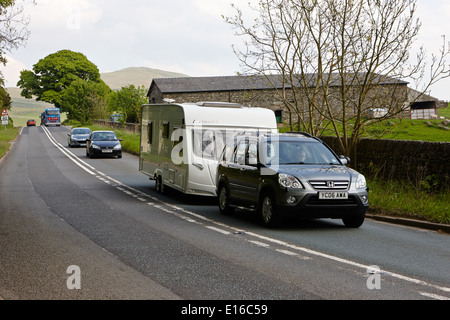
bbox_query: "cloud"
[25,0,103,30]
[1,55,28,87]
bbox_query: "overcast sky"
[2,0,450,100]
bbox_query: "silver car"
[68,127,92,147]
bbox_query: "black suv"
[216,133,369,228]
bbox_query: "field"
[0,126,20,159]
[5,88,67,127]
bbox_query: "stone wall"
[321,136,450,186]
[93,120,141,134]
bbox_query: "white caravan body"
[139,102,278,196]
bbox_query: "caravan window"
[162,121,170,139]
[193,129,227,160]
[147,121,153,144]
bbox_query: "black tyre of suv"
[259,192,282,228]
[342,214,365,228]
[218,184,234,215]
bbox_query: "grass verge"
[368,178,450,225]
[0,126,20,159]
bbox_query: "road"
[0,125,449,303]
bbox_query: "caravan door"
[187,126,229,196]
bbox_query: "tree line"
[17,49,147,124]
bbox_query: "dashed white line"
[206,226,231,235]
[419,291,450,300]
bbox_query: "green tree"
[0,86,11,110]
[108,85,147,123]
[61,78,111,124]
[17,49,105,112]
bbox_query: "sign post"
[1,109,8,129]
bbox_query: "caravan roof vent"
[196,102,244,108]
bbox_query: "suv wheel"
[259,193,282,228]
[218,184,234,215]
[342,214,365,228]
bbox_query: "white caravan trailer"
[139,102,278,196]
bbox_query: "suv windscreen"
[264,140,340,165]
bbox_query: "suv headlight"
[356,174,366,189]
[279,174,303,189]
[113,143,122,150]
[92,144,101,149]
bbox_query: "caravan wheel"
[155,175,165,194]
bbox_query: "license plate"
[102,149,113,153]
[318,192,348,199]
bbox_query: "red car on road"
[26,119,36,127]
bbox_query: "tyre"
[259,192,282,228]
[155,175,164,194]
[342,214,365,228]
[218,184,234,215]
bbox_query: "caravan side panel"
[139,104,187,192]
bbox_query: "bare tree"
[0,0,35,85]
[225,0,449,164]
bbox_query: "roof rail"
[286,131,314,137]
[286,131,324,143]
[196,102,244,108]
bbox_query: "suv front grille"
[309,180,349,190]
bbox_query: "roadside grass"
[0,126,20,159]
[368,178,450,225]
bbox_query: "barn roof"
[148,73,408,95]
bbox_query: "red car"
[26,119,36,127]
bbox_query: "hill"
[100,67,189,90]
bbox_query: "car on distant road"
[67,127,92,147]
[216,132,369,228]
[86,130,122,158]
[26,119,36,127]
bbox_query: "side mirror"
[339,155,350,165]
